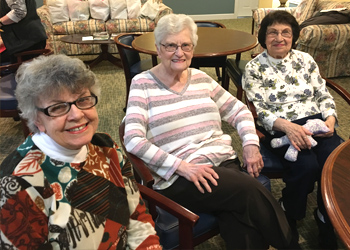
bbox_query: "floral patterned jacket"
[242,49,337,135]
[0,133,161,250]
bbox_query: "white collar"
[32,132,88,163]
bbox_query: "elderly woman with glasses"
[0,54,162,250]
[242,11,342,249]
[124,13,301,249]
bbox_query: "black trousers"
[158,159,294,249]
[258,114,343,222]
[0,40,46,64]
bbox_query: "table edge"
[322,139,350,249]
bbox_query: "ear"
[155,44,162,59]
[34,115,46,133]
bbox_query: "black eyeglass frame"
[36,95,98,117]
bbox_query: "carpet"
[1,17,349,250]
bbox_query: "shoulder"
[91,133,115,148]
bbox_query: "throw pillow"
[295,0,318,24]
[140,0,159,20]
[127,0,141,19]
[89,0,110,21]
[109,0,127,19]
[47,0,69,24]
[68,0,90,21]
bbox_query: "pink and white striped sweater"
[124,68,259,190]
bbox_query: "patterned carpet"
[1,17,350,249]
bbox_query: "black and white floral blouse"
[242,49,337,135]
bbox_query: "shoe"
[313,208,338,250]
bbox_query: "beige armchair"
[252,0,350,78]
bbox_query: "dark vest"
[0,0,47,55]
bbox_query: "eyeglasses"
[266,29,292,38]
[36,95,98,117]
[160,43,194,52]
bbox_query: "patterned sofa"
[252,0,350,78]
[37,0,172,55]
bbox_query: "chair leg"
[215,67,221,81]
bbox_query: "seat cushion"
[155,208,218,250]
[0,73,18,110]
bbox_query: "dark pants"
[0,40,46,64]
[258,114,343,222]
[158,159,294,249]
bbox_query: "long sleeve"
[0,134,161,250]
[124,69,259,190]
[4,0,27,22]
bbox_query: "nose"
[67,104,84,120]
[174,46,184,56]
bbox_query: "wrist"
[0,19,3,27]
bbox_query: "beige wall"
[259,0,281,8]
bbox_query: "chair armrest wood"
[14,49,53,63]
[138,183,199,226]
[244,94,265,141]
[325,78,350,106]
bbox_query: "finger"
[292,140,301,151]
[199,177,212,193]
[194,181,205,194]
[205,168,219,180]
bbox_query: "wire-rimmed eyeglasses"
[160,43,194,52]
[266,29,292,38]
[36,95,98,117]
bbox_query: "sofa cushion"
[106,18,155,33]
[295,0,318,23]
[52,19,106,35]
[47,0,69,24]
[89,0,110,21]
[110,0,127,19]
[316,0,350,11]
[67,0,90,21]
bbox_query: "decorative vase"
[279,0,288,7]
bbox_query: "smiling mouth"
[67,123,87,132]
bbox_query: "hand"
[242,144,263,178]
[176,161,219,193]
[275,118,313,151]
[315,116,335,138]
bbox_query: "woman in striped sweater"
[123,13,300,249]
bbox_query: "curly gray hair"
[154,13,198,48]
[15,54,100,134]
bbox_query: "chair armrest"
[126,150,155,188]
[14,49,53,63]
[244,94,265,141]
[325,78,350,106]
[138,183,199,226]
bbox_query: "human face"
[35,88,99,150]
[156,29,194,73]
[265,23,293,59]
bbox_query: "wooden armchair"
[0,49,52,138]
[243,78,350,179]
[119,120,220,250]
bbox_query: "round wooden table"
[132,27,258,88]
[322,139,350,249]
[60,34,122,68]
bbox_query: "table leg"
[84,44,122,68]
